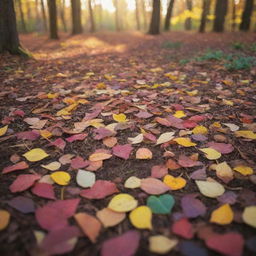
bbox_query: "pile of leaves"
[0,32,256,256]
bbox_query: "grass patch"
[162,41,183,49]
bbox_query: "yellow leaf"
[192,125,208,135]
[129,206,152,229]
[233,166,253,176]
[199,148,221,160]
[47,93,59,99]
[108,194,138,212]
[0,125,8,136]
[210,204,234,225]
[163,175,186,190]
[235,130,256,139]
[23,148,49,162]
[41,161,61,171]
[242,206,256,228]
[50,171,71,185]
[186,90,198,96]
[215,162,234,182]
[196,180,225,198]
[0,210,10,231]
[113,113,127,123]
[173,110,186,118]
[40,130,52,138]
[149,235,178,254]
[124,176,141,189]
[136,148,153,159]
[173,137,196,147]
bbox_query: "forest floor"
[0,31,256,256]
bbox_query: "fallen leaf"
[147,194,175,214]
[199,148,221,160]
[74,212,101,243]
[96,208,126,228]
[50,171,71,185]
[192,125,208,135]
[8,196,35,213]
[89,152,112,161]
[128,134,144,144]
[210,204,234,225]
[174,137,196,147]
[76,170,95,188]
[2,161,29,174]
[163,175,187,190]
[31,183,56,199]
[196,180,225,198]
[140,178,170,195]
[41,161,61,171]
[23,148,49,162]
[113,113,127,123]
[181,194,206,218]
[149,235,178,254]
[235,130,256,140]
[0,210,10,230]
[233,166,253,176]
[242,206,256,228]
[124,176,141,188]
[108,194,138,212]
[136,148,152,159]
[151,165,168,178]
[156,132,175,145]
[9,174,40,193]
[215,162,234,183]
[112,144,133,160]
[129,206,152,229]
[0,125,8,136]
[172,218,194,239]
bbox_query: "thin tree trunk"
[0,0,28,55]
[240,0,254,31]
[199,0,210,33]
[141,0,148,30]
[113,0,120,31]
[17,0,27,33]
[71,0,82,34]
[40,0,48,32]
[59,0,67,32]
[135,0,141,30]
[26,0,32,24]
[88,0,95,32]
[47,0,59,39]
[35,0,41,30]
[231,0,236,32]
[184,0,192,30]
[164,0,175,31]
[213,0,228,32]
[148,0,161,35]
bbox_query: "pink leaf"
[101,230,140,256]
[80,180,118,199]
[2,161,29,174]
[140,178,170,195]
[49,138,66,150]
[178,155,202,168]
[16,130,40,140]
[112,144,133,160]
[71,156,89,169]
[207,142,234,154]
[172,218,194,239]
[31,183,56,199]
[9,174,40,193]
[66,133,87,143]
[151,165,168,178]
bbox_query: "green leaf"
[147,194,175,214]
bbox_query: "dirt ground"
[0,31,256,256]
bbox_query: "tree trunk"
[35,0,41,31]
[199,0,210,33]
[26,0,32,24]
[41,0,48,32]
[148,0,161,35]
[17,0,27,33]
[231,0,237,32]
[135,0,141,30]
[113,0,120,31]
[71,0,82,34]
[240,0,254,31]
[184,0,192,30]
[213,0,228,32]
[0,0,28,55]
[47,0,59,39]
[59,0,67,32]
[164,0,175,31]
[141,0,148,30]
[88,0,95,32]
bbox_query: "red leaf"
[112,144,133,160]
[80,180,118,199]
[31,183,56,199]
[16,130,40,140]
[2,161,29,174]
[206,142,234,154]
[178,155,202,168]
[9,174,40,193]
[206,233,244,256]
[49,138,66,150]
[35,199,80,231]
[101,230,140,256]
[71,156,89,169]
[172,218,194,239]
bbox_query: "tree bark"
[113,0,120,31]
[240,0,254,31]
[71,0,82,34]
[199,0,210,33]
[164,0,175,31]
[0,0,28,55]
[135,0,141,30]
[231,0,237,32]
[148,0,161,35]
[41,0,48,32]
[184,0,192,30]
[47,0,59,39]
[16,0,27,33]
[88,0,96,32]
[213,0,228,32]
